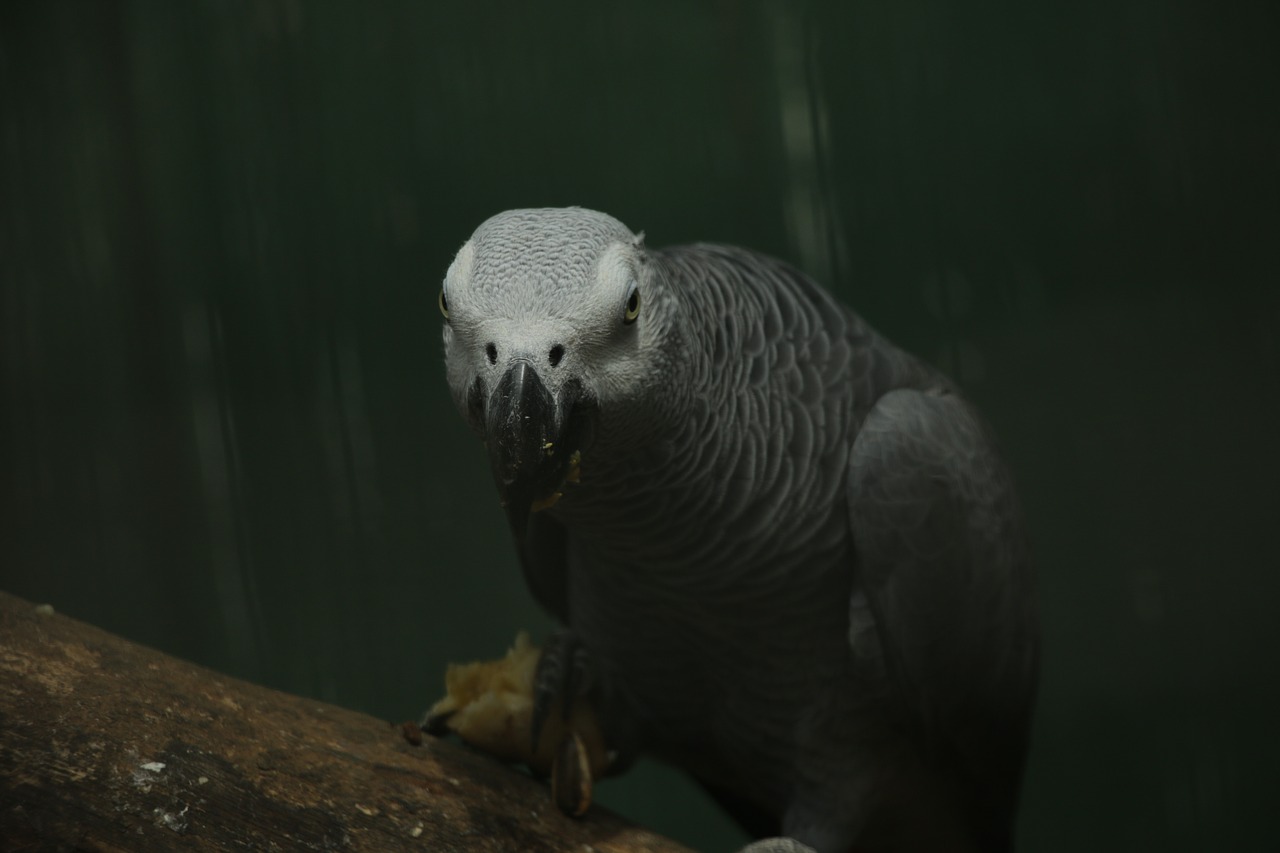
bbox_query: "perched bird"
[436,207,1038,853]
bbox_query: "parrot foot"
[530,629,593,754]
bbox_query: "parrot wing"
[845,387,1039,842]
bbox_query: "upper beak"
[485,361,591,538]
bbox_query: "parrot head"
[439,208,665,537]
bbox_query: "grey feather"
[440,208,1038,853]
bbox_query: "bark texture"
[0,591,690,852]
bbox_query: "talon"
[565,643,590,720]
[532,630,592,750]
[552,731,593,817]
[420,708,455,735]
[530,681,554,754]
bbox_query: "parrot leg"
[530,629,593,754]
[531,628,642,778]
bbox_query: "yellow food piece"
[529,452,582,513]
[426,631,609,777]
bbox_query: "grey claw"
[551,731,593,817]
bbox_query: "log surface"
[0,591,691,852]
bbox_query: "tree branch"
[0,591,690,852]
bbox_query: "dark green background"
[3,2,1278,850]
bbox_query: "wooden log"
[0,591,691,852]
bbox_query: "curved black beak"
[485,362,592,539]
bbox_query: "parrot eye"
[438,288,449,320]
[623,285,640,325]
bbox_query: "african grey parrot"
[437,208,1038,853]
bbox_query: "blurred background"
[2,1,1278,849]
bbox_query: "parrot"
[435,207,1039,853]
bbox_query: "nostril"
[548,344,565,368]
[485,343,497,365]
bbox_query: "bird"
[435,207,1039,853]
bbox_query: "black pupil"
[627,291,638,312]
[440,291,448,312]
